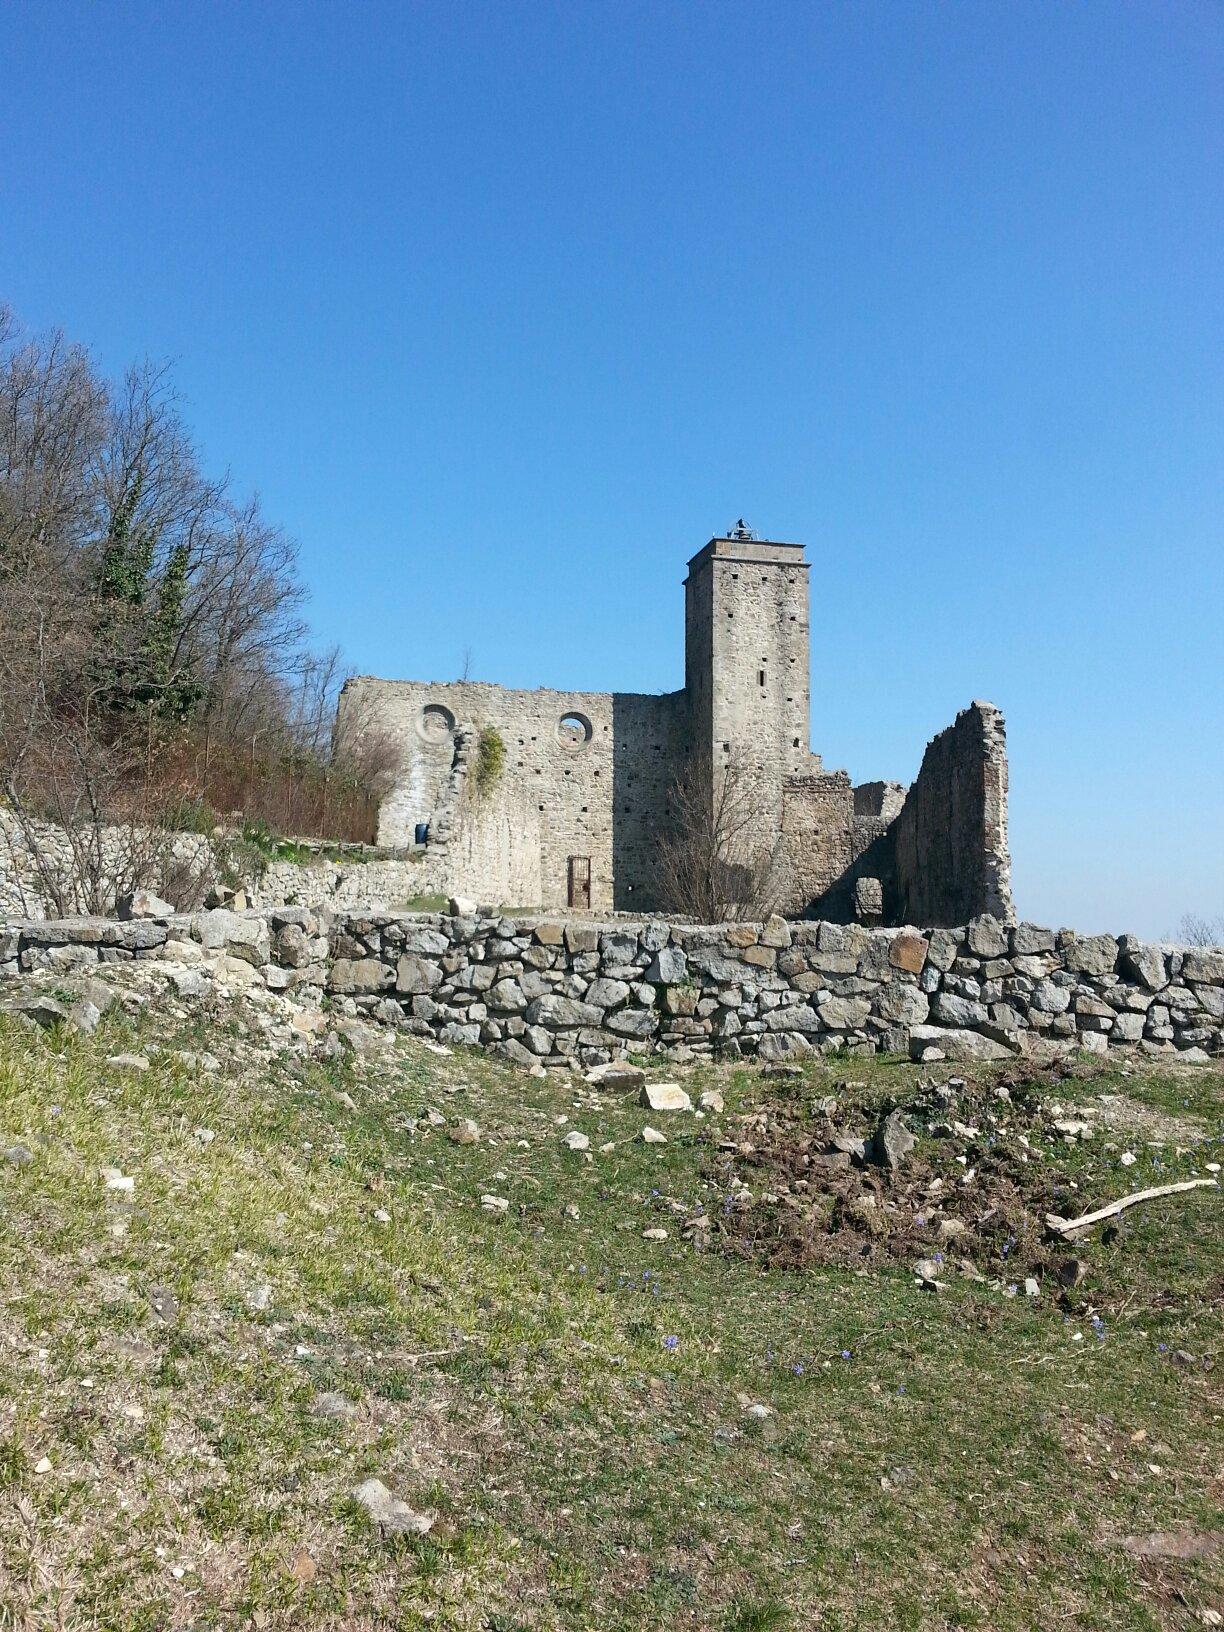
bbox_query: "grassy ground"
[0,999,1220,1630]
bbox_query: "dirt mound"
[698,1065,1135,1284]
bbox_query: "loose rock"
[351,1477,434,1535]
[640,1082,692,1113]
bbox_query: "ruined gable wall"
[610,690,690,913]
[778,772,855,915]
[889,701,1015,926]
[337,677,687,912]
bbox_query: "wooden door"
[567,856,591,910]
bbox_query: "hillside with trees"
[0,306,394,905]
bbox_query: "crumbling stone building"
[338,525,1015,925]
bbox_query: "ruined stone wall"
[251,855,450,912]
[778,772,855,914]
[338,677,687,913]
[5,906,1220,1070]
[337,539,1018,929]
[889,701,1014,927]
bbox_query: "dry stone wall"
[0,810,214,922]
[4,904,1219,1070]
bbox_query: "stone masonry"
[5,906,1219,1068]
[337,524,1016,925]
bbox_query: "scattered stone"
[480,1193,509,1212]
[742,1401,775,1421]
[640,1126,667,1145]
[698,1089,725,1113]
[873,1108,915,1172]
[33,1456,53,1475]
[146,1284,178,1322]
[8,995,70,1029]
[106,1053,150,1073]
[587,1064,652,1090]
[1024,1277,1040,1297]
[101,1166,135,1192]
[3,1144,33,1168]
[562,1130,590,1152]
[908,1026,1013,1064]
[830,1131,868,1162]
[169,968,212,998]
[642,1227,669,1241]
[639,1082,692,1113]
[1118,1530,1221,1562]
[68,978,116,1035]
[448,1118,481,1145]
[313,1391,358,1419]
[119,888,175,920]
[351,1477,434,1536]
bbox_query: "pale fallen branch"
[1046,1178,1219,1237]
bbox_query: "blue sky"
[3,0,1221,936]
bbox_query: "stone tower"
[684,522,813,826]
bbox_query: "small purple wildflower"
[914,1215,926,1227]
[793,1362,805,1376]
[662,1334,679,1352]
[840,1349,852,1360]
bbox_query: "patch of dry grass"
[0,997,1220,1629]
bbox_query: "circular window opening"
[558,711,593,749]
[419,703,455,743]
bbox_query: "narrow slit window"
[758,669,766,687]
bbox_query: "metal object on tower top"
[728,517,758,541]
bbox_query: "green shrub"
[474,727,505,795]
[163,795,221,835]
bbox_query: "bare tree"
[1173,913,1224,948]
[0,303,392,877]
[654,758,781,922]
[0,605,210,914]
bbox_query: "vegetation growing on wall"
[474,726,505,796]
